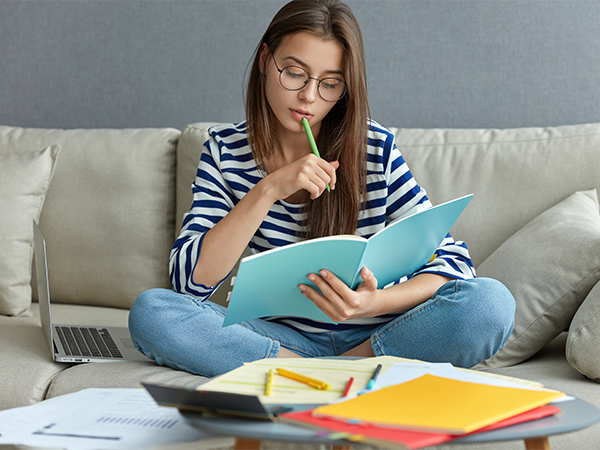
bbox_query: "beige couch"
[1,122,600,450]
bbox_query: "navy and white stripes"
[170,121,475,332]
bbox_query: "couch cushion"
[474,189,600,369]
[46,361,209,400]
[567,280,600,382]
[0,145,60,316]
[391,123,600,267]
[49,302,133,327]
[0,126,180,310]
[0,304,68,410]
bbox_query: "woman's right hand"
[262,153,339,202]
[193,154,337,287]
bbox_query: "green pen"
[301,117,330,192]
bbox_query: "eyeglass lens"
[279,66,345,102]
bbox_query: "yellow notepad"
[312,374,565,435]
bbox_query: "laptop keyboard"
[55,326,123,359]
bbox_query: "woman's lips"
[291,109,312,121]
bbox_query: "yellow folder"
[312,374,565,435]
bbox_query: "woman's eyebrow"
[282,55,344,76]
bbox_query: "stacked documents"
[198,356,567,449]
[280,402,561,449]
[275,358,566,449]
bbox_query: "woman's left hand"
[298,266,380,322]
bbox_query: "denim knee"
[370,277,516,368]
[128,288,171,350]
[466,277,515,338]
[454,277,516,364]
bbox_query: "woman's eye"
[321,79,340,90]
[284,67,306,78]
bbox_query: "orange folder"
[311,374,565,435]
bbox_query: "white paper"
[0,388,234,450]
[372,362,573,403]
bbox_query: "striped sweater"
[170,121,475,332]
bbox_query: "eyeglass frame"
[270,53,347,103]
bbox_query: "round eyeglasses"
[271,54,347,103]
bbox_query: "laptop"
[33,220,151,363]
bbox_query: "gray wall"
[1,0,599,130]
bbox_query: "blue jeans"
[129,278,515,377]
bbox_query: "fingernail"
[320,270,328,277]
[308,274,316,282]
[299,285,306,292]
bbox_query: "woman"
[129,0,515,377]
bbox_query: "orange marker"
[276,367,330,390]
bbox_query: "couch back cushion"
[392,123,600,266]
[0,126,179,309]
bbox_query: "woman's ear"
[258,43,270,74]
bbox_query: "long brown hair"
[245,0,369,239]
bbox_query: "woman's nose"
[298,79,319,103]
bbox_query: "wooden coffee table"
[182,396,600,450]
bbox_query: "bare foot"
[277,347,303,358]
[340,339,375,357]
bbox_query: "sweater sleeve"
[169,133,237,299]
[384,137,476,282]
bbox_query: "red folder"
[280,405,560,449]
